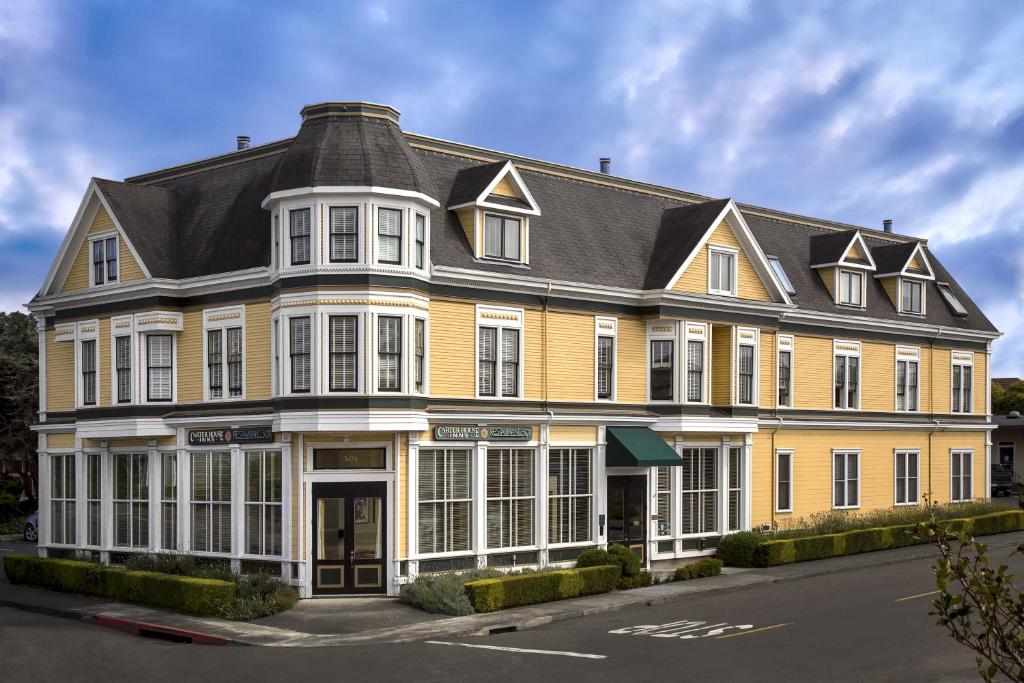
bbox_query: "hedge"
[732,510,1024,568]
[673,557,723,581]
[464,565,620,613]
[3,555,236,617]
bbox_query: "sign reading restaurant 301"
[188,426,273,446]
[433,425,532,441]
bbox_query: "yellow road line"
[716,623,792,639]
[894,590,940,602]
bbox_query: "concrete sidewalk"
[3,530,1023,648]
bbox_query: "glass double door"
[312,482,386,595]
[607,475,647,561]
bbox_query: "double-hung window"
[414,319,425,393]
[833,451,859,509]
[328,316,358,392]
[80,339,97,406]
[776,450,793,512]
[86,453,101,546]
[418,448,472,554]
[290,317,311,393]
[115,336,131,403]
[686,340,704,402]
[895,450,919,505]
[147,335,173,402]
[113,452,149,548]
[191,451,232,553]
[901,279,923,314]
[737,343,755,405]
[650,339,674,401]
[377,316,402,391]
[834,344,860,409]
[377,208,402,265]
[207,327,243,399]
[91,237,118,285]
[478,326,519,398]
[548,448,592,544]
[728,447,744,531]
[245,450,282,556]
[778,347,792,407]
[597,335,614,400]
[290,208,311,266]
[415,213,426,269]
[50,453,76,545]
[952,354,973,413]
[709,248,736,295]
[896,357,919,412]
[329,206,358,263]
[950,451,973,502]
[486,448,535,549]
[656,467,672,536]
[681,447,718,534]
[161,453,177,550]
[838,269,863,306]
[483,214,521,261]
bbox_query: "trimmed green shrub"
[716,532,763,567]
[607,544,642,577]
[464,565,620,613]
[221,573,299,620]
[616,570,654,590]
[576,547,617,570]
[673,558,723,581]
[399,568,503,616]
[3,555,235,617]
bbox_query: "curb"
[0,534,25,542]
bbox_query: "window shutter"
[330,316,357,391]
[501,328,519,397]
[478,327,496,396]
[378,208,402,263]
[330,207,357,262]
[290,317,311,392]
[148,335,173,400]
[290,209,311,264]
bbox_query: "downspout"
[928,327,944,503]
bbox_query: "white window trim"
[683,322,709,405]
[474,305,525,400]
[413,445,474,559]
[776,334,794,409]
[950,449,975,502]
[88,231,119,288]
[833,340,862,411]
[775,449,794,513]
[733,326,759,406]
[707,245,738,296]
[202,306,247,401]
[286,205,315,268]
[325,204,361,264]
[594,317,617,402]
[374,206,405,267]
[836,268,866,308]
[832,449,861,510]
[894,345,921,413]
[413,211,430,272]
[74,320,99,409]
[110,316,136,405]
[894,449,921,506]
[141,332,177,404]
[646,321,679,403]
[240,447,285,559]
[951,351,975,414]
[481,211,526,264]
[484,447,538,552]
[320,311,366,394]
[284,313,316,396]
[547,446,595,548]
[898,277,927,316]
[412,315,429,396]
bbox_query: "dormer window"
[901,279,923,314]
[91,237,118,286]
[483,214,521,261]
[838,269,863,307]
[708,247,737,296]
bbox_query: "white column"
[178,427,190,553]
[231,445,243,571]
[408,433,419,573]
[148,440,159,552]
[75,446,86,552]
[473,441,487,567]
[596,426,607,547]
[720,436,731,538]
[744,433,754,531]
[673,435,684,555]
[281,435,293,570]
[100,443,111,559]
[38,451,50,556]
[537,424,549,566]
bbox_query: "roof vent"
[883,219,893,233]
[236,135,251,150]
[599,158,611,174]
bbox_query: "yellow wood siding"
[549,425,598,443]
[62,206,145,292]
[817,267,836,301]
[546,311,595,402]
[398,433,408,559]
[523,308,545,401]
[47,433,75,449]
[711,325,731,404]
[428,300,476,398]
[457,208,475,253]
[491,176,518,197]
[98,318,110,405]
[908,253,924,270]
[616,317,648,404]
[176,309,204,403]
[759,331,776,409]
[972,352,986,415]
[860,340,895,412]
[792,335,833,410]
[846,240,867,261]
[880,277,899,308]
[671,220,772,301]
[933,348,952,413]
[245,302,271,399]
[46,331,75,412]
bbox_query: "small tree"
[918,519,1024,681]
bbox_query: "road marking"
[715,622,792,639]
[894,590,940,602]
[426,641,606,660]
[610,620,755,639]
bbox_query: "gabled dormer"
[809,230,876,308]
[871,241,935,316]
[447,160,540,265]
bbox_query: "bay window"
[147,334,173,402]
[81,339,97,406]
[329,206,358,263]
[737,343,755,405]
[50,453,76,545]
[656,467,672,536]
[681,447,718,534]
[328,315,358,392]
[415,213,426,269]
[161,453,177,550]
[113,452,149,548]
[377,208,402,265]
[418,448,472,554]
[290,208,311,266]
[486,448,535,549]
[86,453,101,546]
[290,317,311,393]
[191,451,232,554]
[548,448,591,544]
[686,339,704,402]
[245,450,282,556]
[115,335,131,403]
[728,446,743,531]
[650,339,674,401]
[377,316,402,391]
[414,319,425,393]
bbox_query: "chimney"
[599,157,611,174]
[883,219,893,233]
[236,135,251,150]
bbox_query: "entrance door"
[312,481,387,595]
[607,475,647,561]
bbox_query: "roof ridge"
[125,137,292,185]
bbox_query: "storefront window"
[418,449,471,554]
[486,448,534,549]
[681,447,718,535]
[50,453,76,545]
[192,451,231,553]
[245,450,282,556]
[548,448,592,544]
[113,452,148,548]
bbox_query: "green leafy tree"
[992,380,1024,416]
[0,312,38,470]
[918,518,1024,681]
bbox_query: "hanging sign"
[433,425,533,441]
[188,426,273,446]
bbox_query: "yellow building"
[29,102,998,597]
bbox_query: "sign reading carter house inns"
[433,425,532,441]
[188,426,273,446]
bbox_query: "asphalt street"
[2,543,1022,682]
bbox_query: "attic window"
[483,214,521,261]
[767,256,795,294]
[936,282,968,316]
[91,237,118,286]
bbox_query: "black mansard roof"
[88,102,994,333]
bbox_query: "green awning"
[606,427,683,467]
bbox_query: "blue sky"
[2,1,1023,373]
